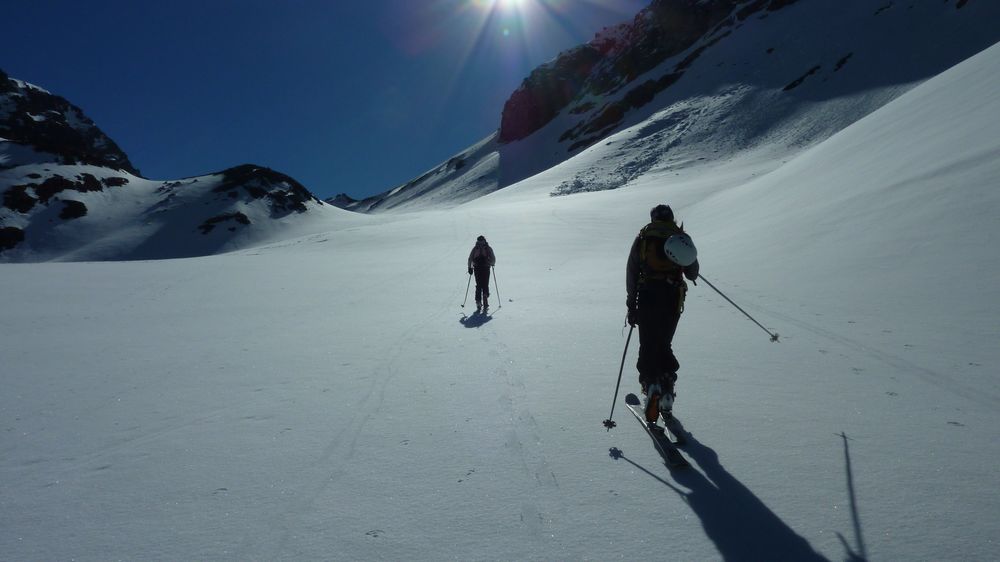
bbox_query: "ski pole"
[698,274,780,342]
[461,273,472,308]
[492,266,502,309]
[603,325,634,430]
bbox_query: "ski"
[624,393,689,468]
[663,414,687,446]
[625,393,684,446]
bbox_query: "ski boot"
[643,383,662,424]
[659,372,677,419]
[659,391,675,419]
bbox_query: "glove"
[683,260,700,283]
[627,308,638,327]
[468,267,473,275]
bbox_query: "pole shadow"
[611,418,829,562]
[836,432,869,562]
[459,310,493,328]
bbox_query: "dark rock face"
[498,0,799,147]
[325,193,358,210]
[35,173,104,203]
[2,172,129,214]
[499,46,604,143]
[0,226,24,250]
[211,164,321,216]
[3,184,36,213]
[198,211,251,234]
[0,68,140,175]
[59,200,88,220]
[783,65,823,91]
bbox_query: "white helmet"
[664,233,697,266]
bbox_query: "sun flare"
[473,0,530,13]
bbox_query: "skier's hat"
[650,204,673,222]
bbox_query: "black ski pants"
[636,281,684,389]
[474,266,491,304]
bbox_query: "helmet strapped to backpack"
[637,206,697,281]
[638,221,684,280]
[664,233,697,266]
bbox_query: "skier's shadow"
[459,310,493,328]
[614,419,829,562]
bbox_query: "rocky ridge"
[0,70,329,261]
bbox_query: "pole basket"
[603,419,617,430]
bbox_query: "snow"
[0,165,360,262]
[369,0,1000,212]
[62,106,93,132]
[0,140,62,170]
[11,78,50,95]
[373,133,501,212]
[2,38,1000,562]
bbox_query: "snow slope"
[0,163,349,262]
[331,133,501,213]
[1,41,999,562]
[341,0,1000,212]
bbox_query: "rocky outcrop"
[0,226,24,250]
[498,0,799,147]
[211,164,321,216]
[2,172,129,215]
[498,46,605,143]
[0,68,139,174]
[0,69,330,260]
[198,211,251,234]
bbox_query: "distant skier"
[468,235,496,311]
[626,204,699,423]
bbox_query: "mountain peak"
[0,67,140,175]
[0,71,336,262]
[499,0,759,145]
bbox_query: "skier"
[626,204,699,423]
[467,235,496,312]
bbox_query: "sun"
[496,0,528,9]
[471,0,531,14]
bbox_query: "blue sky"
[3,0,647,200]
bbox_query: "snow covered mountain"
[2,39,998,560]
[6,1,997,258]
[340,0,999,212]
[0,68,139,176]
[0,70,339,262]
[328,133,500,213]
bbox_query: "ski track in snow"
[237,226,470,558]
[749,302,999,411]
[39,403,241,481]
[229,213,564,557]
[486,332,562,536]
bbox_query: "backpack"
[638,221,685,281]
[471,243,491,267]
